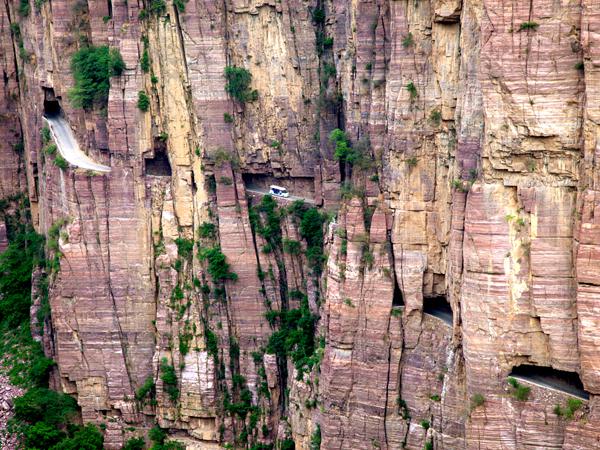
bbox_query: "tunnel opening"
[242,173,315,201]
[43,87,62,117]
[392,278,404,307]
[509,365,589,399]
[423,295,452,326]
[145,149,172,177]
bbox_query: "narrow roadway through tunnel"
[509,365,589,400]
[43,114,111,173]
[245,186,315,204]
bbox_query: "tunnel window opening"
[145,149,172,177]
[191,171,197,196]
[392,278,404,307]
[106,0,112,19]
[423,295,452,325]
[43,87,61,117]
[509,365,589,399]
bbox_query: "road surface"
[424,307,453,326]
[246,187,315,204]
[509,374,589,400]
[43,114,111,173]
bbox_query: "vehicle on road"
[269,185,289,198]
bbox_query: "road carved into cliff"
[43,114,111,173]
[246,186,315,204]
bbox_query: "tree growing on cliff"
[69,45,125,110]
[224,66,258,103]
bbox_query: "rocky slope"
[2,0,600,448]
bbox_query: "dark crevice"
[392,277,404,307]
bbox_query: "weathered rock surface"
[2,0,600,448]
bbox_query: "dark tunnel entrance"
[392,278,404,307]
[509,365,589,399]
[43,87,62,117]
[145,149,172,177]
[423,295,453,326]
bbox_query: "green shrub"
[198,222,216,239]
[69,46,124,110]
[23,421,65,449]
[45,143,57,155]
[265,294,318,378]
[198,246,238,281]
[470,393,485,410]
[41,127,52,144]
[507,377,530,401]
[137,91,150,111]
[429,109,442,125]
[424,441,433,450]
[420,419,430,430]
[519,21,539,31]
[19,0,31,17]
[406,81,418,100]
[224,66,258,103]
[555,398,584,419]
[52,423,104,450]
[174,0,188,12]
[14,387,78,426]
[298,207,326,275]
[310,425,321,450]
[323,37,333,47]
[575,61,584,71]
[283,238,301,255]
[402,32,414,48]
[160,357,179,401]
[123,437,146,450]
[140,48,150,73]
[174,237,194,259]
[323,63,336,79]
[135,376,155,401]
[223,112,234,123]
[312,8,325,23]
[148,0,167,15]
[54,154,68,170]
[279,438,296,450]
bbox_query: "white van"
[269,185,290,198]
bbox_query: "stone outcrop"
[2,0,600,449]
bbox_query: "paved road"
[43,115,111,173]
[424,307,453,326]
[510,374,589,400]
[246,187,315,204]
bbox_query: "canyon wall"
[2,0,600,448]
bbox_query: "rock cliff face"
[3,0,600,448]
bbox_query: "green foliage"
[0,228,45,328]
[323,63,336,79]
[555,398,584,419]
[311,8,325,24]
[283,238,301,255]
[160,357,179,402]
[14,387,78,426]
[223,112,234,123]
[204,326,218,359]
[507,377,530,401]
[265,294,318,378]
[174,237,194,259]
[420,419,430,430]
[250,195,282,250]
[135,376,155,401]
[69,46,125,110]
[430,394,441,402]
[50,423,104,450]
[470,393,485,410]
[519,21,539,31]
[328,129,370,169]
[298,207,326,275]
[224,66,258,103]
[23,421,65,449]
[402,32,414,48]
[123,437,146,450]
[45,143,57,156]
[54,154,68,170]
[179,332,192,355]
[137,91,150,111]
[280,439,296,450]
[424,441,433,450]
[575,61,584,71]
[198,222,216,239]
[406,81,418,100]
[19,0,31,17]
[140,48,150,73]
[41,127,52,144]
[174,0,189,12]
[148,0,167,15]
[323,37,334,48]
[310,425,321,450]
[198,246,238,281]
[429,109,442,125]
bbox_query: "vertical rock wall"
[2,0,600,448]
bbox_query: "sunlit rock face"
[2,0,600,448]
